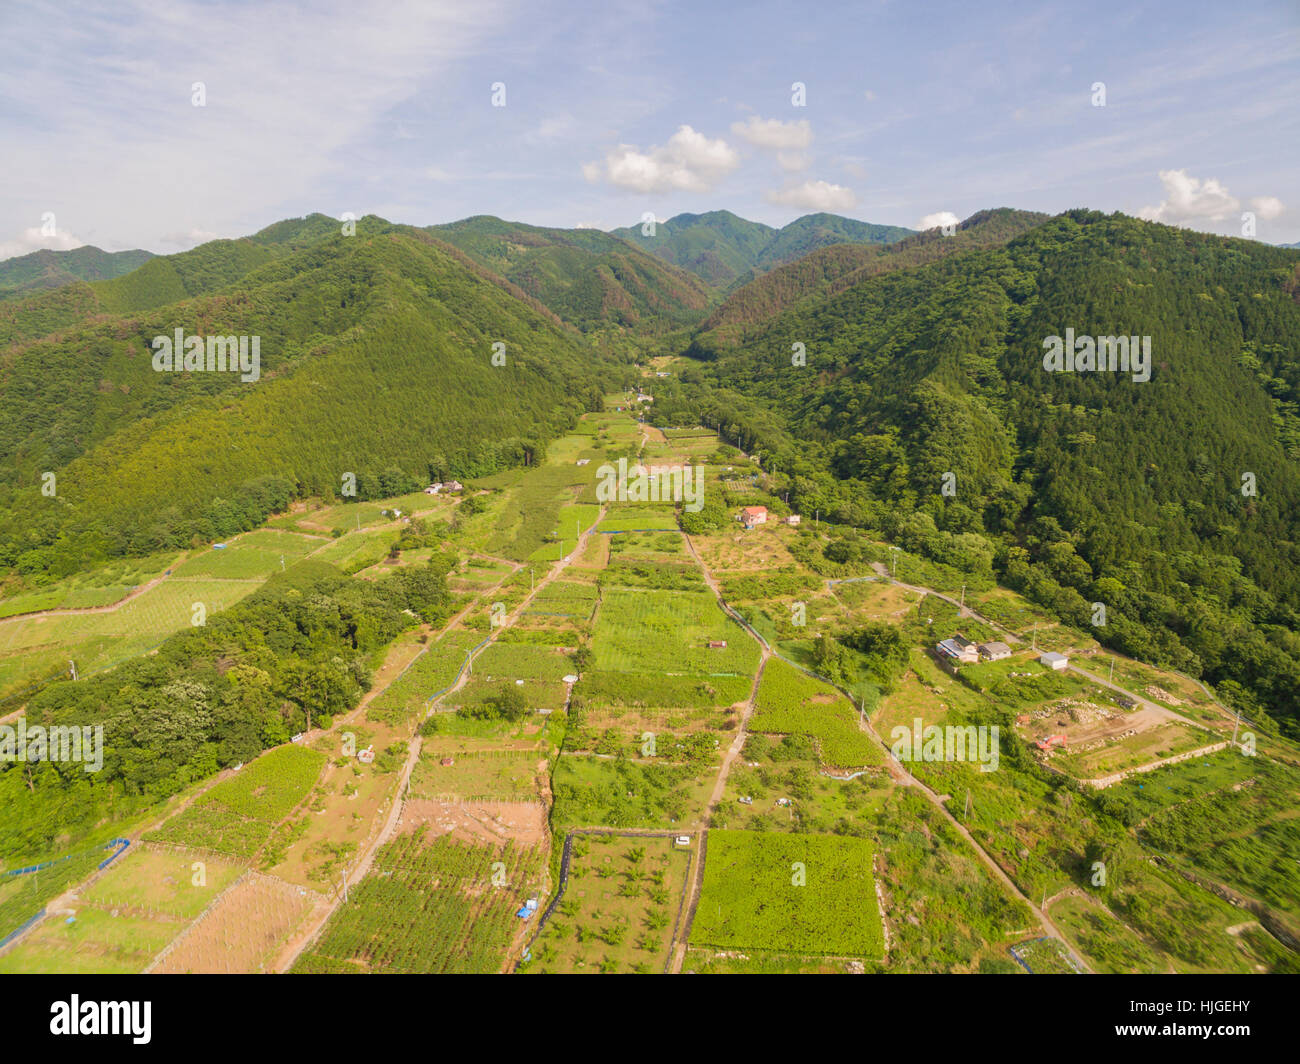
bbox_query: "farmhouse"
[786,514,801,525]
[708,640,728,649]
[739,505,768,529]
[1040,651,1069,670]
[978,641,1012,662]
[936,636,978,665]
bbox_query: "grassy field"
[750,657,882,768]
[591,588,759,678]
[146,745,326,858]
[690,830,883,957]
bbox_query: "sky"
[1,0,1298,259]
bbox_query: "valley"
[3,391,1295,975]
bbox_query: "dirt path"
[1067,663,1209,732]
[272,508,607,972]
[0,551,188,625]
[666,532,771,973]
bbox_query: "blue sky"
[1,0,1297,258]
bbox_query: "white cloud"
[730,116,812,151]
[918,210,960,231]
[0,227,86,261]
[1250,195,1285,220]
[583,125,739,193]
[158,228,219,248]
[776,151,811,172]
[765,180,857,211]
[1138,169,1240,224]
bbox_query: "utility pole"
[959,584,965,610]
[1232,709,1241,746]
[280,555,285,571]
[815,509,819,528]
[69,660,78,681]
[964,789,971,822]
[1109,657,1115,683]
[1031,624,1037,651]
[530,567,534,593]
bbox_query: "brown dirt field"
[153,873,317,973]
[396,799,548,847]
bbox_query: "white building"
[1040,651,1069,670]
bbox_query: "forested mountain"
[690,208,1049,350]
[429,215,713,331]
[610,209,913,288]
[653,210,1300,733]
[0,224,616,578]
[0,215,390,347]
[0,245,154,301]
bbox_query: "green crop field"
[750,658,882,768]
[366,629,486,724]
[597,509,680,533]
[0,553,177,619]
[690,830,883,957]
[292,829,544,973]
[592,588,760,678]
[0,577,264,699]
[146,745,326,858]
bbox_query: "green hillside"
[690,208,1049,350]
[429,215,713,331]
[0,245,154,301]
[653,210,1300,732]
[611,209,914,288]
[0,227,615,575]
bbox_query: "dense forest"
[429,216,714,331]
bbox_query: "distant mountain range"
[428,215,712,331]
[610,209,914,288]
[0,245,154,301]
